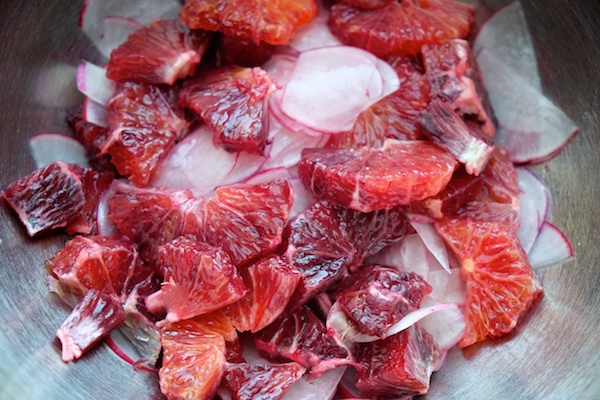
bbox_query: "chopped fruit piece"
[410,166,484,219]
[328,0,473,58]
[180,0,318,45]
[157,236,247,322]
[2,162,86,236]
[203,180,293,265]
[57,289,126,362]
[334,265,431,338]
[217,35,274,67]
[46,234,141,303]
[254,306,356,377]
[222,362,306,400]
[225,256,301,333]
[417,99,495,176]
[422,39,495,137]
[435,218,543,347]
[66,167,114,235]
[160,318,227,400]
[299,139,457,212]
[180,67,276,155]
[107,19,212,85]
[354,325,440,398]
[285,201,413,305]
[337,0,393,9]
[326,56,429,149]
[103,82,188,186]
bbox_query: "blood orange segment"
[67,110,115,173]
[328,0,473,58]
[180,0,318,45]
[160,317,228,400]
[103,82,188,186]
[225,255,301,333]
[435,217,543,347]
[337,0,394,9]
[157,236,247,322]
[107,19,212,85]
[354,325,440,397]
[222,362,306,400]
[180,66,276,155]
[217,34,274,67]
[299,139,458,212]
[203,180,293,265]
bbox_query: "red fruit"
[158,236,247,322]
[67,110,115,173]
[107,19,213,85]
[254,306,356,377]
[435,218,542,347]
[180,0,318,45]
[225,256,301,333]
[56,289,126,362]
[326,56,429,149]
[222,362,306,400]
[334,265,431,338]
[354,325,440,397]
[46,234,141,303]
[103,82,188,186]
[180,66,276,155]
[299,140,458,212]
[2,161,86,236]
[328,0,473,58]
[204,180,293,265]
[218,35,274,67]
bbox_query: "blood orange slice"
[299,139,457,212]
[180,0,318,45]
[435,217,543,347]
[222,362,306,400]
[328,0,473,58]
[337,0,394,9]
[217,35,274,67]
[107,19,212,85]
[67,110,115,173]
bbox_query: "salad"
[1,0,577,399]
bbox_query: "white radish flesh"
[76,62,116,106]
[528,221,575,270]
[83,97,109,127]
[29,133,90,169]
[95,16,143,58]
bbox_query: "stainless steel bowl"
[1,0,599,399]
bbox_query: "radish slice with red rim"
[367,234,430,280]
[76,62,116,106]
[262,53,297,87]
[29,133,90,169]
[528,221,575,270]
[407,214,451,274]
[418,297,465,351]
[83,97,109,127]
[278,46,400,135]
[280,366,346,400]
[516,167,550,253]
[96,180,125,237]
[427,269,466,306]
[95,16,144,58]
[476,50,578,165]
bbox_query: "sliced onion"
[476,50,578,165]
[407,215,451,274]
[76,62,116,106]
[528,221,575,270]
[83,97,109,128]
[95,16,143,58]
[280,366,346,400]
[28,133,90,169]
[367,234,430,279]
[516,167,550,253]
[418,296,465,351]
[277,46,400,135]
[105,330,157,373]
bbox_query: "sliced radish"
[427,269,466,306]
[149,126,265,197]
[95,16,144,58]
[367,234,430,279]
[280,366,346,400]
[76,62,116,106]
[96,180,126,237]
[288,14,341,54]
[83,97,109,128]
[289,178,315,218]
[528,221,575,270]
[262,53,298,87]
[473,1,541,90]
[244,166,292,184]
[407,215,451,274]
[418,296,465,351]
[278,46,400,135]
[476,50,578,165]
[29,133,90,169]
[516,168,550,253]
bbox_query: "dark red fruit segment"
[180,0,318,45]
[354,325,440,397]
[417,99,495,176]
[107,19,212,85]
[2,161,86,236]
[299,140,458,212]
[328,0,473,58]
[222,362,306,400]
[56,289,126,362]
[218,35,274,67]
[203,180,293,265]
[335,265,431,338]
[225,255,301,333]
[337,0,394,9]
[180,66,276,155]
[103,82,188,186]
[254,306,356,377]
[67,110,115,173]
[158,236,247,322]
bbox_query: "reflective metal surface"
[0,1,598,399]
